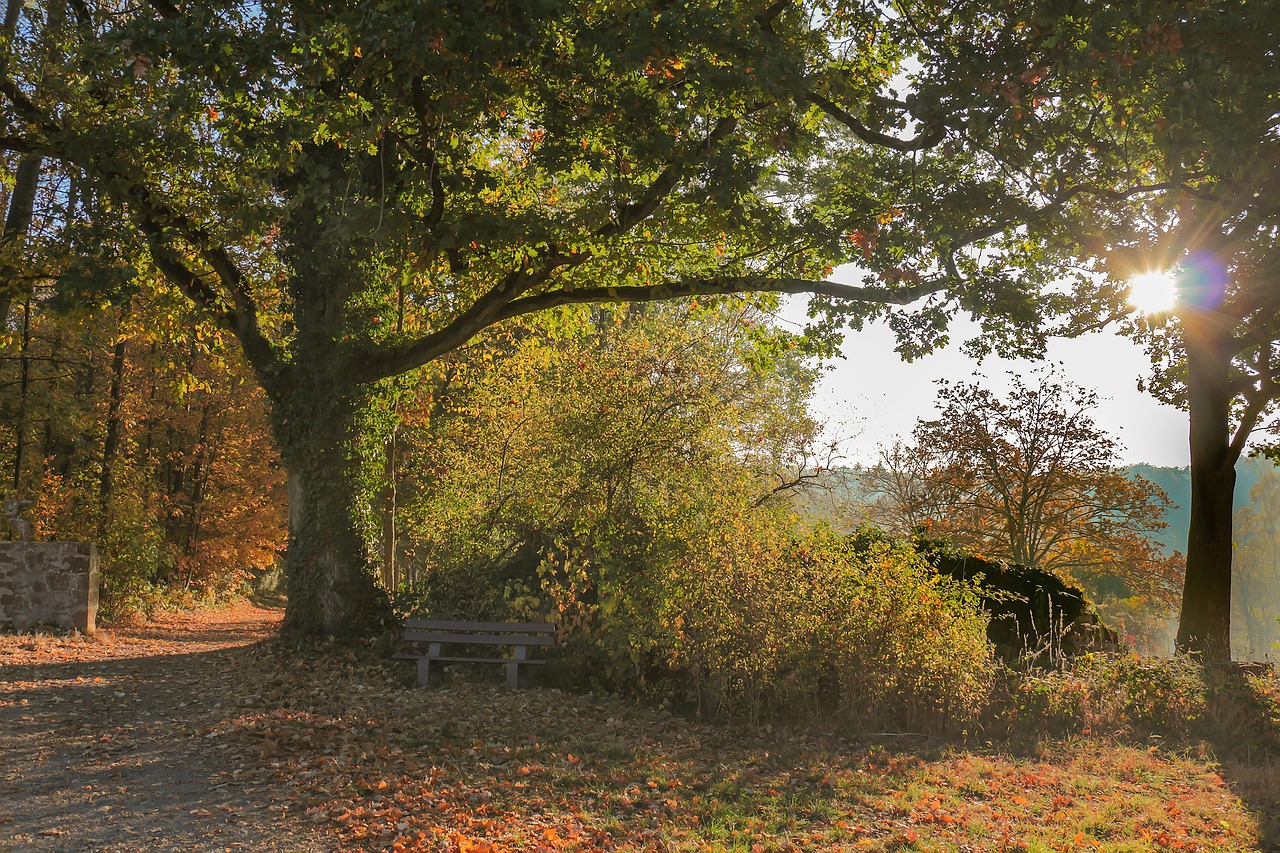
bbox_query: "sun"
[1128,270,1180,315]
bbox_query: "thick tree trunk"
[1176,309,1237,659]
[275,384,390,640]
[273,148,393,639]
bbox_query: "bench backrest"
[402,619,555,646]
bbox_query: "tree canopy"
[916,0,1280,657]
[7,0,1273,644]
[1,0,1066,636]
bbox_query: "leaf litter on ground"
[2,603,1275,852]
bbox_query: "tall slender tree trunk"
[11,299,30,490]
[98,332,127,538]
[380,424,398,590]
[379,286,406,591]
[181,402,213,557]
[1176,308,1238,659]
[0,155,42,329]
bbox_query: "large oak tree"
[1,0,986,637]
[1065,3,1280,659]
[878,0,1280,657]
[4,0,1206,639]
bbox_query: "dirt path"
[0,602,329,852]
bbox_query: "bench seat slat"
[396,654,547,665]
[402,631,555,646]
[404,619,553,633]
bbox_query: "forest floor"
[2,602,1278,852]
[0,602,328,852]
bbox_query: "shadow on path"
[0,605,328,853]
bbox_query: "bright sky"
[778,295,1192,469]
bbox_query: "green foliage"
[10,0,1196,638]
[909,0,1280,655]
[18,0,1275,642]
[388,304,994,731]
[656,520,995,732]
[392,300,816,597]
[1001,654,1210,740]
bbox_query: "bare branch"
[752,470,823,507]
[806,91,945,153]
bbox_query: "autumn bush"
[996,654,1225,741]
[390,305,996,731]
[404,513,996,733]
[643,518,995,732]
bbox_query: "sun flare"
[1128,270,1179,315]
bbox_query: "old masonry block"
[0,542,100,634]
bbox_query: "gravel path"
[0,604,329,852]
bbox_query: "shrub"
[648,518,996,733]
[998,653,1210,739]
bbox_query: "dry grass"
[210,643,1271,852]
[4,605,1279,852]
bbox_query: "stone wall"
[0,542,100,634]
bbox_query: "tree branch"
[597,116,739,241]
[144,0,180,18]
[805,91,945,153]
[756,0,790,28]
[1230,377,1279,462]
[0,72,279,377]
[364,273,945,382]
[0,135,42,154]
[101,173,278,377]
[357,112,750,381]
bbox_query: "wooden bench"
[394,619,554,689]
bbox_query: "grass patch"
[9,607,1276,851]
[206,642,1273,852]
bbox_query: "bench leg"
[507,645,530,690]
[416,657,434,687]
[417,642,444,688]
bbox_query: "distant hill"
[1126,465,1191,555]
[797,460,1280,556]
[1126,459,1280,555]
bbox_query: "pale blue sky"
[780,296,1192,469]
